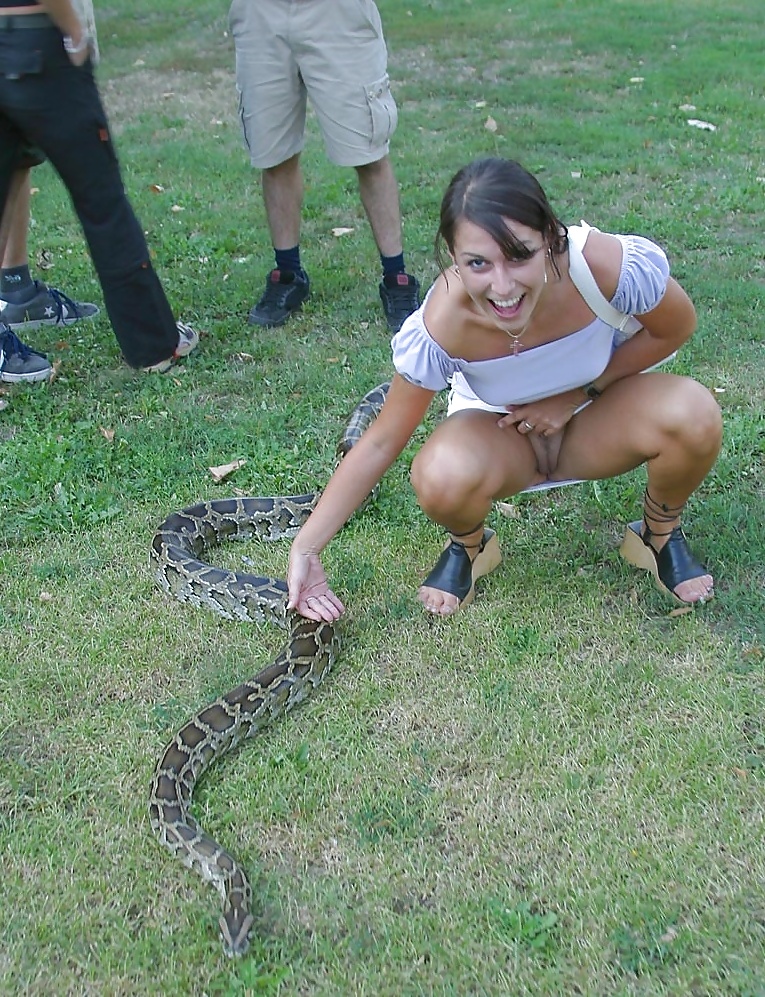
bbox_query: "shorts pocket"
[364,73,398,148]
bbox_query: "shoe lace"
[383,281,418,323]
[0,327,45,360]
[44,285,81,323]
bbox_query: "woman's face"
[450,217,548,332]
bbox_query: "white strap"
[567,221,642,337]
[567,222,675,366]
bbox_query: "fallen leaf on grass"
[668,606,693,617]
[484,116,498,133]
[39,591,53,603]
[170,204,185,213]
[48,359,63,384]
[331,227,354,237]
[208,458,246,483]
[149,183,165,193]
[36,249,53,270]
[742,646,764,659]
[687,118,716,131]
[99,426,115,442]
[496,500,520,519]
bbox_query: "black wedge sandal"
[619,490,713,605]
[420,525,502,612]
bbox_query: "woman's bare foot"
[418,527,502,615]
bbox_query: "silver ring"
[522,420,534,431]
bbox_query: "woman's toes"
[418,586,459,615]
[674,574,714,604]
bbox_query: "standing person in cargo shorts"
[229,0,421,333]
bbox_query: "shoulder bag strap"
[567,221,642,337]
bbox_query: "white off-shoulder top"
[391,227,670,411]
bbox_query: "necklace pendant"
[512,338,520,356]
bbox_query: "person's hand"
[498,391,582,477]
[287,547,345,622]
[499,390,581,439]
[63,31,91,67]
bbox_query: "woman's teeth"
[492,295,522,309]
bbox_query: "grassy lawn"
[1,0,764,993]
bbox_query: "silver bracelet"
[63,33,90,56]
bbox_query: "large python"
[148,381,389,957]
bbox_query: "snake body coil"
[148,382,389,956]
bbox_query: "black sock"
[274,246,303,277]
[381,252,406,284]
[0,264,34,301]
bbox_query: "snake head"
[219,908,255,958]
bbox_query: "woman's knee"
[664,377,723,455]
[410,442,481,515]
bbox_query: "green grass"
[2,0,765,993]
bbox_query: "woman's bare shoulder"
[423,270,470,343]
[581,228,624,300]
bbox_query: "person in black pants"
[0,0,199,381]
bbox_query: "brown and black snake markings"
[148,383,388,957]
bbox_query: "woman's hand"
[500,389,582,437]
[498,389,584,477]
[287,547,345,622]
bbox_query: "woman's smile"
[452,216,547,332]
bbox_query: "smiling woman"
[285,156,722,618]
[289,159,722,620]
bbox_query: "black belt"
[0,12,54,29]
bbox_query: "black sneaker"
[248,269,310,327]
[0,280,99,329]
[379,273,421,333]
[0,323,52,383]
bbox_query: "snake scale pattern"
[148,382,389,957]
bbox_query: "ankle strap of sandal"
[643,489,686,540]
[450,522,485,549]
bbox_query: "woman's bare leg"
[412,372,722,611]
[411,409,539,614]
[554,372,722,602]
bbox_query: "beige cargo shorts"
[229,0,399,168]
